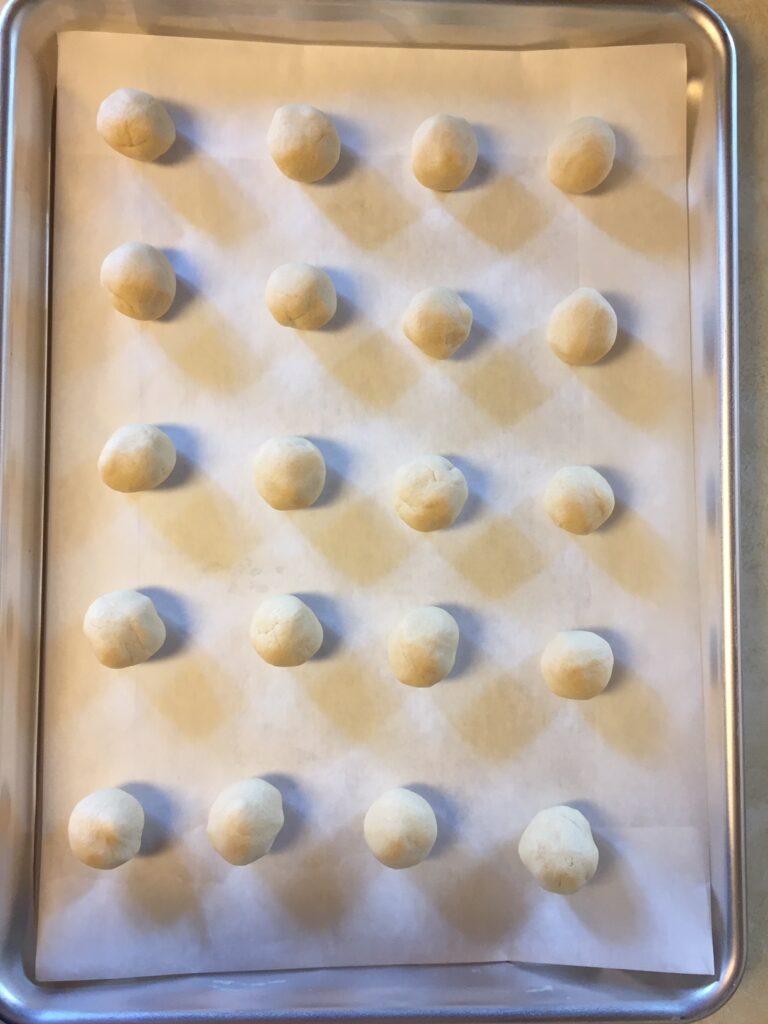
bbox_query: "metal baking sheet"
[0,1,742,1021]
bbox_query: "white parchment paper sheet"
[37,32,712,981]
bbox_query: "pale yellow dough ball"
[266,262,337,330]
[364,787,437,869]
[97,88,176,162]
[388,606,459,687]
[411,114,478,191]
[541,630,614,700]
[519,805,599,894]
[547,116,616,194]
[100,242,176,321]
[547,287,617,366]
[207,779,285,865]
[403,287,472,359]
[250,594,323,667]
[268,104,341,183]
[68,787,144,869]
[254,436,326,510]
[544,466,614,535]
[83,589,166,668]
[98,424,176,492]
[393,455,468,532]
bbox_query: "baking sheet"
[37,31,712,981]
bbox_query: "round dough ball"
[393,455,468,532]
[83,589,166,668]
[268,103,340,183]
[98,424,176,492]
[266,262,337,330]
[547,116,616,194]
[364,788,437,869]
[411,114,478,191]
[403,287,472,359]
[100,242,176,321]
[544,466,614,535]
[250,594,323,667]
[68,787,144,869]
[518,805,599,895]
[207,778,285,865]
[96,88,176,162]
[254,436,326,510]
[547,287,617,366]
[388,606,459,688]
[541,630,614,700]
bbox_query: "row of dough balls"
[97,88,616,195]
[100,242,618,366]
[83,588,614,699]
[100,428,616,535]
[69,782,599,894]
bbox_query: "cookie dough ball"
[388,606,459,688]
[394,455,468,532]
[98,424,176,492]
[268,103,340,183]
[68,787,144,869]
[364,788,437,869]
[541,630,614,700]
[207,778,285,865]
[544,466,614,535]
[519,805,599,894]
[250,594,323,667]
[100,242,176,321]
[254,436,326,510]
[83,589,166,668]
[403,287,472,359]
[96,88,176,162]
[547,288,617,366]
[411,114,478,191]
[547,116,616,194]
[266,262,337,330]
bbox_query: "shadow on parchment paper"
[138,587,192,660]
[580,509,675,601]
[306,164,418,250]
[303,652,400,744]
[155,424,200,488]
[438,603,485,678]
[300,325,422,412]
[317,266,358,331]
[442,516,545,600]
[308,114,365,187]
[295,489,410,586]
[261,774,308,854]
[121,782,177,857]
[446,174,549,252]
[589,465,631,531]
[271,827,365,931]
[303,436,354,507]
[155,101,197,166]
[442,668,555,762]
[154,300,260,394]
[122,851,205,932]
[293,592,344,660]
[572,158,687,262]
[161,249,199,320]
[148,650,240,740]
[405,784,461,858]
[420,839,528,942]
[142,476,257,571]
[579,674,668,763]
[457,330,551,426]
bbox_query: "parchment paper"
[37,31,713,981]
